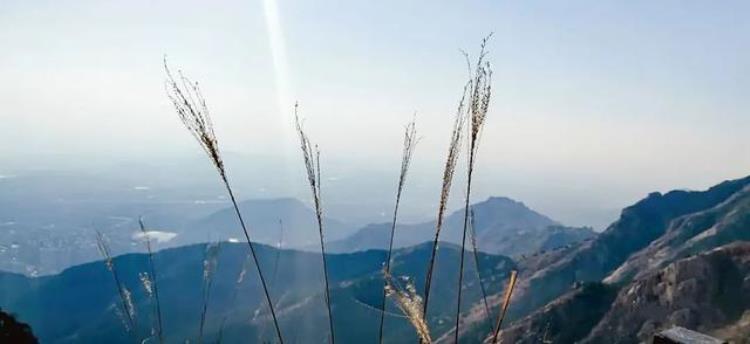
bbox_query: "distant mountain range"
[328,196,595,257]
[2,175,749,342]
[0,181,593,275]
[176,195,595,258]
[184,197,353,247]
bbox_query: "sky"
[1,0,749,229]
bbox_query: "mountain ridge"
[329,196,595,257]
[456,174,750,343]
[507,175,750,319]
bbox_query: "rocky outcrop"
[583,242,750,343]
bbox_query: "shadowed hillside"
[1,242,514,343]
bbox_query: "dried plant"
[383,270,431,344]
[96,231,137,336]
[139,272,153,297]
[123,287,136,325]
[293,103,335,344]
[198,242,221,344]
[138,272,158,343]
[217,250,254,344]
[455,34,493,343]
[247,220,286,342]
[489,270,517,343]
[138,218,164,344]
[469,208,494,333]
[378,118,418,343]
[271,219,285,287]
[422,79,469,319]
[164,59,283,343]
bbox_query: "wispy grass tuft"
[490,270,517,344]
[138,217,164,344]
[383,270,431,344]
[455,34,493,343]
[293,103,335,344]
[198,242,220,344]
[422,77,469,321]
[164,58,284,343]
[378,118,418,343]
[96,231,137,338]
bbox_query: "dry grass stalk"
[455,34,493,343]
[490,270,517,344]
[293,103,335,344]
[217,250,254,344]
[383,270,432,344]
[422,81,470,322]
[271,219,285,287]
[378,118,418,343]
[469,208,494,333]
[138,218,164,344]
[164,59,284,343]
[96,231,137,336]
[139,272,153,297]
[198,242,220,344]
[138,272,157,342]
[256,220,286,343]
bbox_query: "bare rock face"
[477,242,750,344]
[653,326,727,344]
[582,242,750,343]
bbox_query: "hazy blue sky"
[1,0,749,228]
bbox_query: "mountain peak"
[485,195,519,203]
[483,196,525,207]
[460,196,559,230]
[473,196,544,218]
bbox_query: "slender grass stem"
[224,183,284,343]
[378,119,418,343]
[454,155,474,343]
[454,35,493,343]
[164,59,284,343]
[218,250,253,344]
[469,208,494,333]
[96,231,138,342]
[271,219,285,287]
[294,103,335,344]
[422,85,468,321]
[138,217,164,344]
[198,242,220,344]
